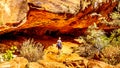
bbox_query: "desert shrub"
[20,39,44,62]
[74,23,109,58]
[2,46,17,61]
[86,23,109,48]
[101,45,120,65]
[100,11,120,26]
[100,29,120,65]
[110,11,120,20]
[74,43,99,58]
[109,28,120,46]
[74,23,120,65]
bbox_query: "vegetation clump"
[73,23,120,65]
[100,29,120,65]
[2,46,17,61]
[101,45,120,65]
[20,39,44,62]
[74,23,108,58]
[98,2,120,27]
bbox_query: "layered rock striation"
[0,0,119,35]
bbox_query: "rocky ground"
[0,42,120,68]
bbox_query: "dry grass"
[101,45,120,65]
[20,39,44,62]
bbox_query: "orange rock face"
[0,1,118,36]
[23,1,118,35]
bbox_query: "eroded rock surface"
[0,0,119,35]
[0,0,29,26]
[0,57,28,68]
[28,0,80,14]
[0,42,120,68]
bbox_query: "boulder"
[87,60,113,68]
[27,62,44,68]
[27,0,80,14]
[11,57,28,68]
[0,57,28,68]
[0,61,17,68]
[0,0,29,26]
[38,60,66,68]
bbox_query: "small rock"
[27,62,44,68]
[0,61,17,68]
[11,57,28,68]
[38,60,66,68]
[87,60,113,68]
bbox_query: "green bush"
[99,11,120,26]
[20,39,44,62]
[2,46,17,61]
[100,29,120,65]
[110,12,120,20]
[74,23,108,58]
[74,24,120,65]
[109,28,120,46]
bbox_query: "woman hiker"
[56,37,62,55]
